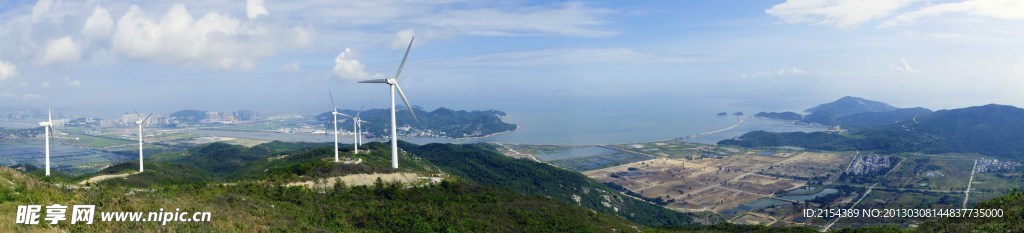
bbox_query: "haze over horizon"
[2,0,1023,118]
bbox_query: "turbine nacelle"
[39,122,50,127]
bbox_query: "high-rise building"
[234,109,258,121]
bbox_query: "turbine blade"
[356,105,364,117]
[329,91,337,112]
[394,83,418,122]
[394,37,414,80]
[358,79,388,83]
[335,112,352,118]
[142,113,154,123]
[47,106,52,123]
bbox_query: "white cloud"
[82,5,114,39]
[283,61,299,71]
[388,26,458,50]
[246,0,270,19]
[111,4,277,71]
[0,60,17,81]
[31,0,54,23]
[40,82,51,88]
[39,36,82,65]
[64,76,81,87]
[893,58,918,73]
[417,2,615,36]
[22,94,43,100]
[740,67,807,79]
[766,0,916,28]
[333,48,379,81]
[292,25,315,48]
[423,48,703,68]
[882,0,1024,27]
[0,93,43,101]
[17,81,30,87]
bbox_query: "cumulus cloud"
[882,0,1024,27]
[333,48,379,80]
[246,0,270,19]
[766,0,916,28]
[893,58,918,73]
[82,5,114,39]
[64,76,81,87]
[112,4,275,70]
[40,82,51,88]
[0,93,16,100]
[31,0,54,23]
[0,60,17,81]
[39,36,82,65]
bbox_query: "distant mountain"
[319,107,517,139]
[721,104,1024,161]
[803,96,900,125]
[169,109,206,124]
[754,97,930,131]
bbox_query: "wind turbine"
[38,107,52,176]
[358,37,418,169]
[329,91,352,162]
[351,105,366,154]
[134,110,153,172]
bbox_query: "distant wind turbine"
[134,109,154,172]
[351,105,367,154]
[358,37,419,169]
[38,106,52,176]
[329,91,352,162]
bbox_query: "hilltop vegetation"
[318,107,517,138]
[1,166,639,232]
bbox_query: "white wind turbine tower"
[38,106,52,176]
[358,37,419,169]
[134,110,154,172]
[329,92,352,162]
[351,105,366,154]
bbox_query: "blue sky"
[1,0,1023,117]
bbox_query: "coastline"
[682,116,745,140]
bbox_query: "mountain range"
[727,97,1024,161]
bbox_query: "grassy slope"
[2,166,641,232]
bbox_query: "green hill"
[1,166,640,232]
